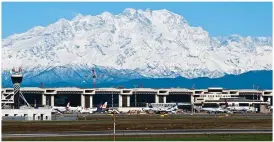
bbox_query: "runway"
[3,129,272,138]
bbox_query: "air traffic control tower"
[10,68,23,109]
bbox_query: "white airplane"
[80,102,108,114]
[200,107,232,114]
[143,104,179,114]
[142,105,158,112]
[107,109,120,114]
[51,102,70,113]
[226,106,255,113]
[51,102,82,113]
[142,104,167,112]
[201,107,223,113]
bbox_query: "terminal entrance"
[239,93,261,100]
[93,94,119,108]
[130,93,155,107]
[178,105,192,112]
[167,93,191,103]
[84,95,90,108]
[122,96,127,107]
[159,96,164,103]
[54,94,81,107]
[45,95,51,106]
[202,103,219,108]
[21,93,42,107]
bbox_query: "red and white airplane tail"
[66,102,70,110]
[102,102,107,108]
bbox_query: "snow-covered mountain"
[2,8,272,86]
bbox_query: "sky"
[2,2,272,38]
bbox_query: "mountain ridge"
[2,8,272,86]
[2,70,272,89]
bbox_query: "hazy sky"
[2,2,272,38]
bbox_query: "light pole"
[256,86,259,101]
[112,88,114,108]
[252,85,255,112]
[256,85,260,113]
[134,85,138,107]
[113,112,116,141]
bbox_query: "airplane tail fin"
[97,102,103,111]
[102,102,107,108]
[66,102,70,109]
[174,103,179,109]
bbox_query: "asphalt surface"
[61,113,273,117]
[59,113,272,119]
[3,129,272,138]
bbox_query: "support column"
[42,93,46,106]
[51,95,54,106]
[191,95,194,103]
[127,95,130,107]
[163,96,166,103]
[134,92,137,107]
[81,94,85,108]
[191,95,194,113]
[260,94,263,101]
[118,94,122,107]
[155,95,159,103]
[90,95,93,108]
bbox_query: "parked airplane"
[142,104,158,112]
[200,107,230,114]
[51,102,81,114]
[51,102,70,113]
[223,99,254,113]
[80,102,108,114]
[66,102,82,112]
[226,106,255,113]
[143,103,179,114]
[200,100,232,114]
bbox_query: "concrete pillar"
[191,94,195,113]
[127,95,130,107]
[90,95,93,108]
[260,95,263,101]
[155,95,159,103]
[119,94,122,107]
[51,95,54,106]
[191,95,194,103]
[163,96,166,103]
[42,94,46,106]
[81,94,85,108]
[134,93,137,107]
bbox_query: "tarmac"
[59,112,273,119]
[3,129,272,138]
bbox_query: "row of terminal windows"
[200,95,231,98]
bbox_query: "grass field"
[2,134,272,141]
[2,115,272,133]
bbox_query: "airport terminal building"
[2,87,272,113]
